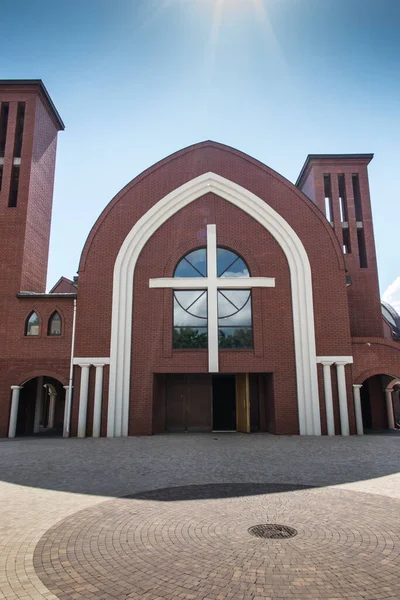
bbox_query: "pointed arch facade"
[107,172,321,437]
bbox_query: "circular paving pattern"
[33,483,400,600]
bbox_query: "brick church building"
[1,80,399,439]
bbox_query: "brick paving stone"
[0,434,400,599]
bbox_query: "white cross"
[149,224,275,372]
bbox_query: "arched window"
[48,311,62,336]
[173,247,253,349]
[25,311,39,336]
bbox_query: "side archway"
[357,373,400,431]
[108,172,321,437]
[9,376,66,437]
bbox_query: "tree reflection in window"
[25,311,39,336]
[173,249,208,349]
[173,248,253,349]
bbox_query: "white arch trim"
[386,378,400,391]
[107,172,321,437]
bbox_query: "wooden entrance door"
[166,374,212,432]
[166,374,186,432]
[236,374,250,433]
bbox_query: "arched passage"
[359,374,400,432]
[12,376,66,437]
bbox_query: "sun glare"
[215,0,266,14]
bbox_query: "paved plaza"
[0,434,399,599]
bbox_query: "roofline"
[17,292,76,299]
[382,300,400,321]
[49,276,76,293]
[296,153,374,188]
[0,79,65,130]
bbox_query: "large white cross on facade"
[149,224,275,372]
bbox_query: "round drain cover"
[248,524,297,539]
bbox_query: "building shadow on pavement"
[0,433,399,498]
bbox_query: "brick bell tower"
[0,80,64,300]
[296,154,382,338]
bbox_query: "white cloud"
[222,269,249,278]
[382,277,400,314]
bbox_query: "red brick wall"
[75,142,353,435]
[0,296,72,436]
[0,84,66,437]
[299,159,382,338]
[0,93,36,329]
[3,139,394,437]
[352,338,400,383]
[299,168,316,205]
[0,90,58,296]
[21,95,58,292]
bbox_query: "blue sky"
[1,0,399,304]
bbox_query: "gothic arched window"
[48,311,62,336]
[173,248,253,349]
[25,311,39,336]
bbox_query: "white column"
[33,376,44,433]
[385,388,395,430]
[63,385,71,437]
[321,362,335,435]
[63,385,69,437]
[93,364,104,438]
[335,361,350,436]
[8,386,22,438]
[352,384,364,435]
[394,389,400,426]
[48,392,57,429]
[77,364,91,438]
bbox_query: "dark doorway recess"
[16,376,65,437]
[152,372,274,434]
[162,374,212,433]
[212,375,236,431]
[360,384,372,430]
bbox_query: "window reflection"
[174,248,207,278]
[48,312,62,336]
[218,289,252,348]
[25,312,39,336]
[173,289,208,348]
[173,247,253,349]
[217,248,249,278]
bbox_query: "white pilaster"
[77,364,91,438]
[33,376,43,433]
[336,362,350,436]
[321,362,335,435]
[8,386,22,438]
[385,388,395,430]
[93,364,105,438]
[63,385,71,437]
[352,384,364,435]
[48,392,57,429]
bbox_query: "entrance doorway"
[212,375,236,431]
[163,374,212,432]
[360,374,400,431]
[15,376,65,436]
[153,372,273,434]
